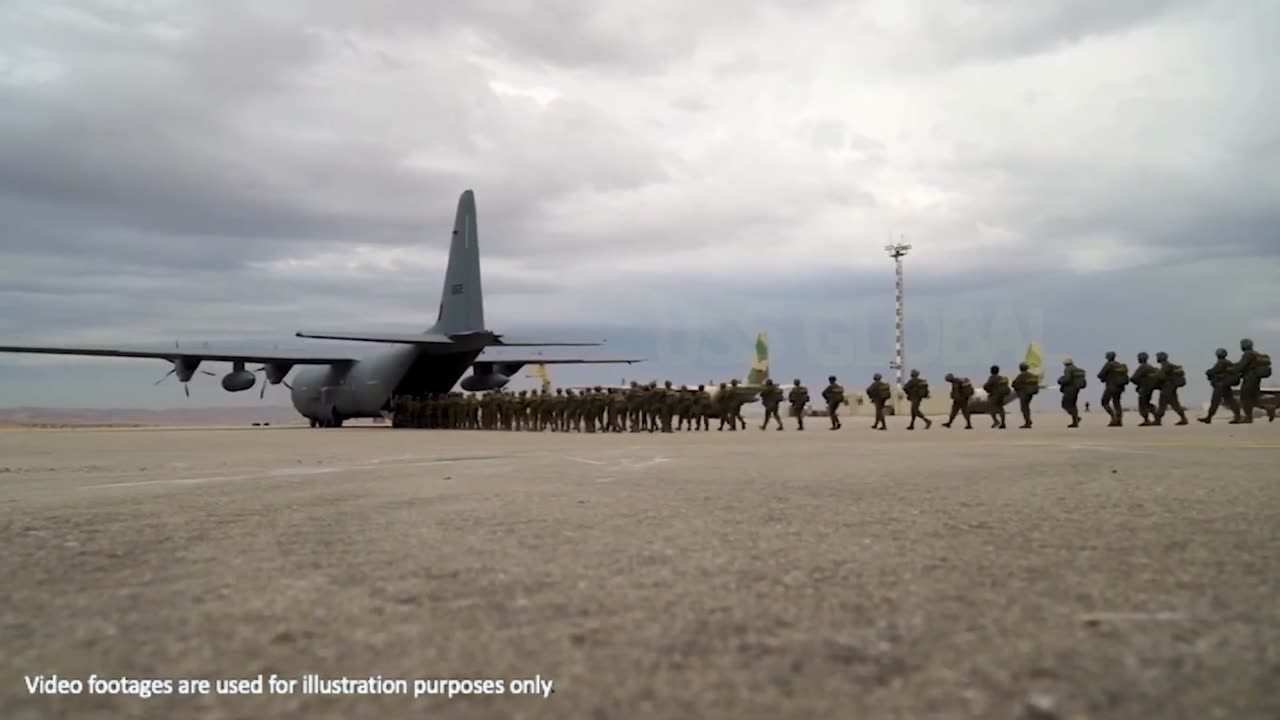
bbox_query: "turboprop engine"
[460,371,509,392]
[221,368,256,392]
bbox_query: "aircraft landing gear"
[309,418,319,428]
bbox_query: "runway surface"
[2,417,1278,719]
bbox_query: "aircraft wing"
[0,342,355,365]
[475,357,643,371]
[491,337,604,347]
[295,330,456,345]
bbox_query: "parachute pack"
[1109,362,1129,384]
[1168,364,1186,387]
[1257,352,1272,378]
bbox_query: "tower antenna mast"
[884,240,912,392]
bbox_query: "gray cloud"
[1,0,1278,409]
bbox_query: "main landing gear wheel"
[309,418,318,428]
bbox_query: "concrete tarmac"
[2,417,1278,719]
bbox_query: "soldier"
[1199,348,1242,424]
[866,373,891,430]
[1129,352,1161,426]
[728,378,748,430]
[759,378,784,430]
[1231,338,1271,423]
[942,374,974,429]
[1057,358,1086,427]
[658,380,676,433]
[788,378,810,430]
[821,375,844,430]
[676,386,694,431]
[717,382,735,431]
[982,366,1011,429]
[694,384,711,430]
[1097,351,1129,427]
[1153,351,1189,425]
[645,382,661,433]
[902,369,932,430]
[1011,362,1040,429]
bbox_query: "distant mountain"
[0,405,310,427]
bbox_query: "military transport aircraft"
[0,190,643,427]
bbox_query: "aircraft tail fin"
[1025,342,1047,386]
[1024,342,1044,374]
[746,331,769,385]
[526,363,552,392]
[430,190,485,335]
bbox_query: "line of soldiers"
[391,378,833,432]
[934,339,1271,430]
[390,339,1270,432]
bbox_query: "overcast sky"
[1,0,1277,409]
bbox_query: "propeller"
[154,364,215,397]
[254,365,293,399]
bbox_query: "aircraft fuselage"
[289,345,483,423]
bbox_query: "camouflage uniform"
[1097,352,1129,426]
[1231,338,1270,422]
[902,370,931,430]
[717,383,735,431]
[759,379,784,430]
[1129,353,1161,425]
[942,374,974,429]
[659,381,676,433]
[1011,363,1040,429]
[1057,359,1085,427]
[821,376,844,430]
[787,379,809,430]
[1154,352,1189,425]
[983,366,1011,429]
[1199,349,1242,424]
[866,374,891,430]
[694,384,711,430]
[728,379,747,430]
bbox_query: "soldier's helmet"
[1215,348,1228,358]
[1105,351,1116,360]
[630,381,639,388]
[1063,357,1074,365]
[945,373,955,381]
[910,369,920,377]
[873,373,882,380]
[1137,352,1149,362]
[1156,351,1169,361]
[518,390,527,396]
[765,378,774,385]
[664,380,672,388]
[990,365,1000,374]
[719,382,727,388]
[1020,362,1030,371]
[698,384,706,390]
[793,378,802,385]
[730,378,740,385]
[595,385,603,391]
[828,375,837,382]
[556,388,563,394]
[1241,338,1254,350]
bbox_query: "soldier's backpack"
[1256,352,1272,378]
[1070,367,1087,389]
[1110,362,1129,384]
[1169,364,1186,387]
[990,376,1011,397]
